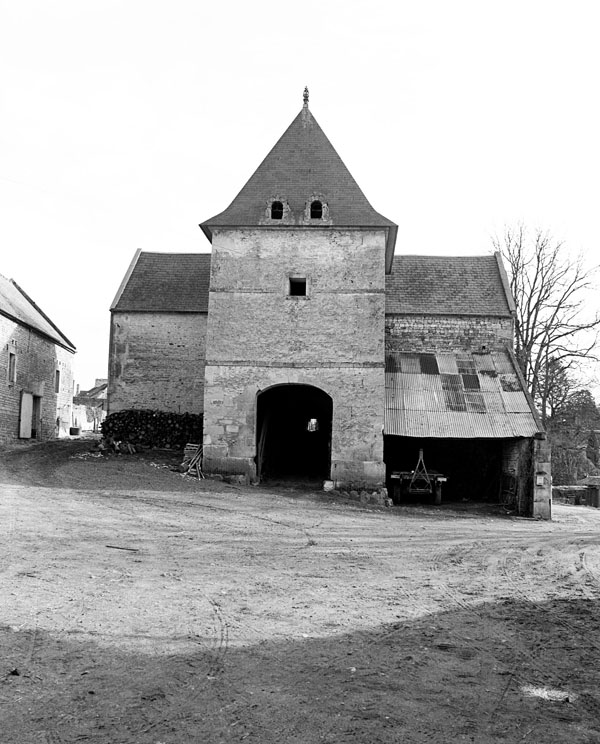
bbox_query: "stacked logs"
[101,410,203,450]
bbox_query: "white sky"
[1,0,599,391]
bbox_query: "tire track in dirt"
[0,486,20,577]
[290,538,505,743]
[2,488,247,743]
[496,539,600,729]
[580,548,600,596]
[44,731,63,744]
[498,538,600,653]
[99,494,284,742]
[123,591,233,740]
[423,538,564,740]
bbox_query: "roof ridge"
[137,250,211,256]
[9,279,76,351]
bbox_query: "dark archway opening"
[384,436,503,504]
[257,385,332,483]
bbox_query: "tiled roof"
[385,350,543,438]
[578,476,600,486]
[0,273,76,351]
[200,104,397,266]
[78,382,108,399]
[111,252,211,312]
[386,254,514,316]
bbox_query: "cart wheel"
[434,483,442,505]
[392,482,402,505]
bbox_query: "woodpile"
[100,410,203,450]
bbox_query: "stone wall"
[203,228,387,486]
[500,437,551,519]
[533,436,552,519]
[385,314,513,352]
[108,312,207,415]
[0,314,74,443]
[501,439,532,512]
[204,364,385,484]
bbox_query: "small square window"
[289,277,307,296]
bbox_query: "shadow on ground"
[3,597,600,744]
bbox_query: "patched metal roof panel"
[399,354,421,374]
[474,353,497,373]
[491,351,515,374]
[480,391,506,412]
[384,350,543,439]
[437,354,459,374]
[501,391,535,413]
[479,373,501,392]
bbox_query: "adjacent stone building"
[108,93,551,518]
[1,273,75,444]
[109,251,209,414]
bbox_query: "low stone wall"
[553,485,600,507]
[324,485,392,508]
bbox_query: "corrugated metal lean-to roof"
[385,350,543,439]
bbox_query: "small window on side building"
[289,277,307,296]
[8,352,16,383]
[55,369,60,393]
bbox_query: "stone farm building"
[1,273,75,443]
[108,94,551,519]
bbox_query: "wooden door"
[19,391,33,438]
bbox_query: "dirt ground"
[2,440,600,744]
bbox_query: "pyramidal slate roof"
[386,253,515,316]
[111,251,211,312]
[200,98,397,267]
[0,273,76,351]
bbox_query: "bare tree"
[547,387,600,483]
[539,357,574,421]
[493,225,600,425]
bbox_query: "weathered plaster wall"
[206,229,385,365]
[108,312,207,415]
[0,314,74,443]
[203,228,387,486]
[385,314,513,352]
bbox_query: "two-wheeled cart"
[390,449,447,505]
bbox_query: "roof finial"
[303,86,309,107]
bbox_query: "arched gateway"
[256,385,332,483]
